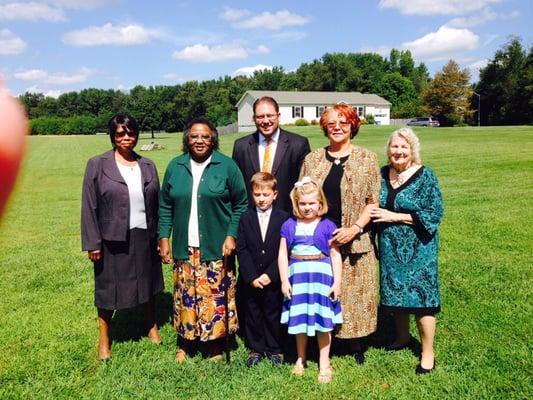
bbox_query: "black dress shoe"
[269,353,284,366]
[415,360,436,374]
[384,341,411,352]
[246,352,263,367]
[353,350,365,365]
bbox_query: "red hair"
[320,104,361,139]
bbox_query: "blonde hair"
[250,171,278,191]
[386,127,422,165]
[290,178,328,219]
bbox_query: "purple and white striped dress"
[280,219,342,336]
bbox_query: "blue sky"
[1,0,531,97]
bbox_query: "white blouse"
[116,162,147,229]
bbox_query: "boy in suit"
[237,172,289,367]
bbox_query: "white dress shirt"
[256,206,272,241]
[258,129,280,170]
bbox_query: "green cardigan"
[159,150,248,262]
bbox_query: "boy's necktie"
[259,212,268,241]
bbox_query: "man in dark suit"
[236,172,289,367]
[232,96,310,212]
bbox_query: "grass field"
[0,125,532,399]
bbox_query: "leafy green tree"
[475,37,532,125]
[422,60,473,126]
[375,72,420,118]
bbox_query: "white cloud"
[62,23,152,46]
[43,89,62,98]
[0,2,66,22]
[250,45,270,55]
[271,31,307,41]
[446,7,520,28]
[446,8,497,28]
[359,45,392,57]
[0,29,27,55]
[402,25,479,61]
[14,69,48,80]
[468,59,489,80]
[46,67,93,85]
[378,0,502,16]
[163,73,186,83]
[172,43,248,62]
[48,0,118,9]
[220,7,251,21]
[226,9,311,31]
[14,67,93,85]
[232,64,273,77]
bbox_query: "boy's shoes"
[353,350,365,365]
[246,352,263,367]
[269,353,284,366]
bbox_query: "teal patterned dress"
[377,166,444,314]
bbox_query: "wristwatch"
[354,223,364,235]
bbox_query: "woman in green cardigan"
[159,117,248,362]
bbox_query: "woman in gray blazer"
[81,114,164,361]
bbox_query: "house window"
[292,106,303,119]
[316,106,326,118]
[354,106,364,118]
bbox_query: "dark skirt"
[94,228,164,310]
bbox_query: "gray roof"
[236,90,391,108]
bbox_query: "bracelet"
[354,223,364,234]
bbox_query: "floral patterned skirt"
[173,247,238,341]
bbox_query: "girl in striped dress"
[279,177,342,384]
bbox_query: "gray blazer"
[81,150,160,251]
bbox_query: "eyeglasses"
[327,121,351,129]
[189,135,212,143]
[115,130,138,138]
[254,114,278,121]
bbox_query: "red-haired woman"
[299,104,380,363]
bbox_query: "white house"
[236,90,391,132]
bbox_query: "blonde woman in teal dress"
[370,127,443,374]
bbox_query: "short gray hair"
[385,127,421,165]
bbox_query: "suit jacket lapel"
[271,129,288,175]
[137,154,154,190]
[101,150,126,184]
[264,208,283,244]
[248,133,261,172]
[251,211,263,243]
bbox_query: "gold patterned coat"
[300,146,380,338]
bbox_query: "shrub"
[65,115,98,135]
[310,119,318,125]
[365,114,376,125]
[294,118,309,126]
[30,117,65,135]
[30,115,99,135]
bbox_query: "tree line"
[18,37,532,134]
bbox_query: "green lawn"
[0,125,532,399]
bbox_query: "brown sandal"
[291,362,307,376]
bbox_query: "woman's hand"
[222,235,236,257]
[330,282,341,302]
[88,250,101,263]
[159,238,173,264]
[370,207,399,223]
[330,226,358,247]
[281,280,292,300]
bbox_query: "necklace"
[327,148,350,165]
[390,165,413,187]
